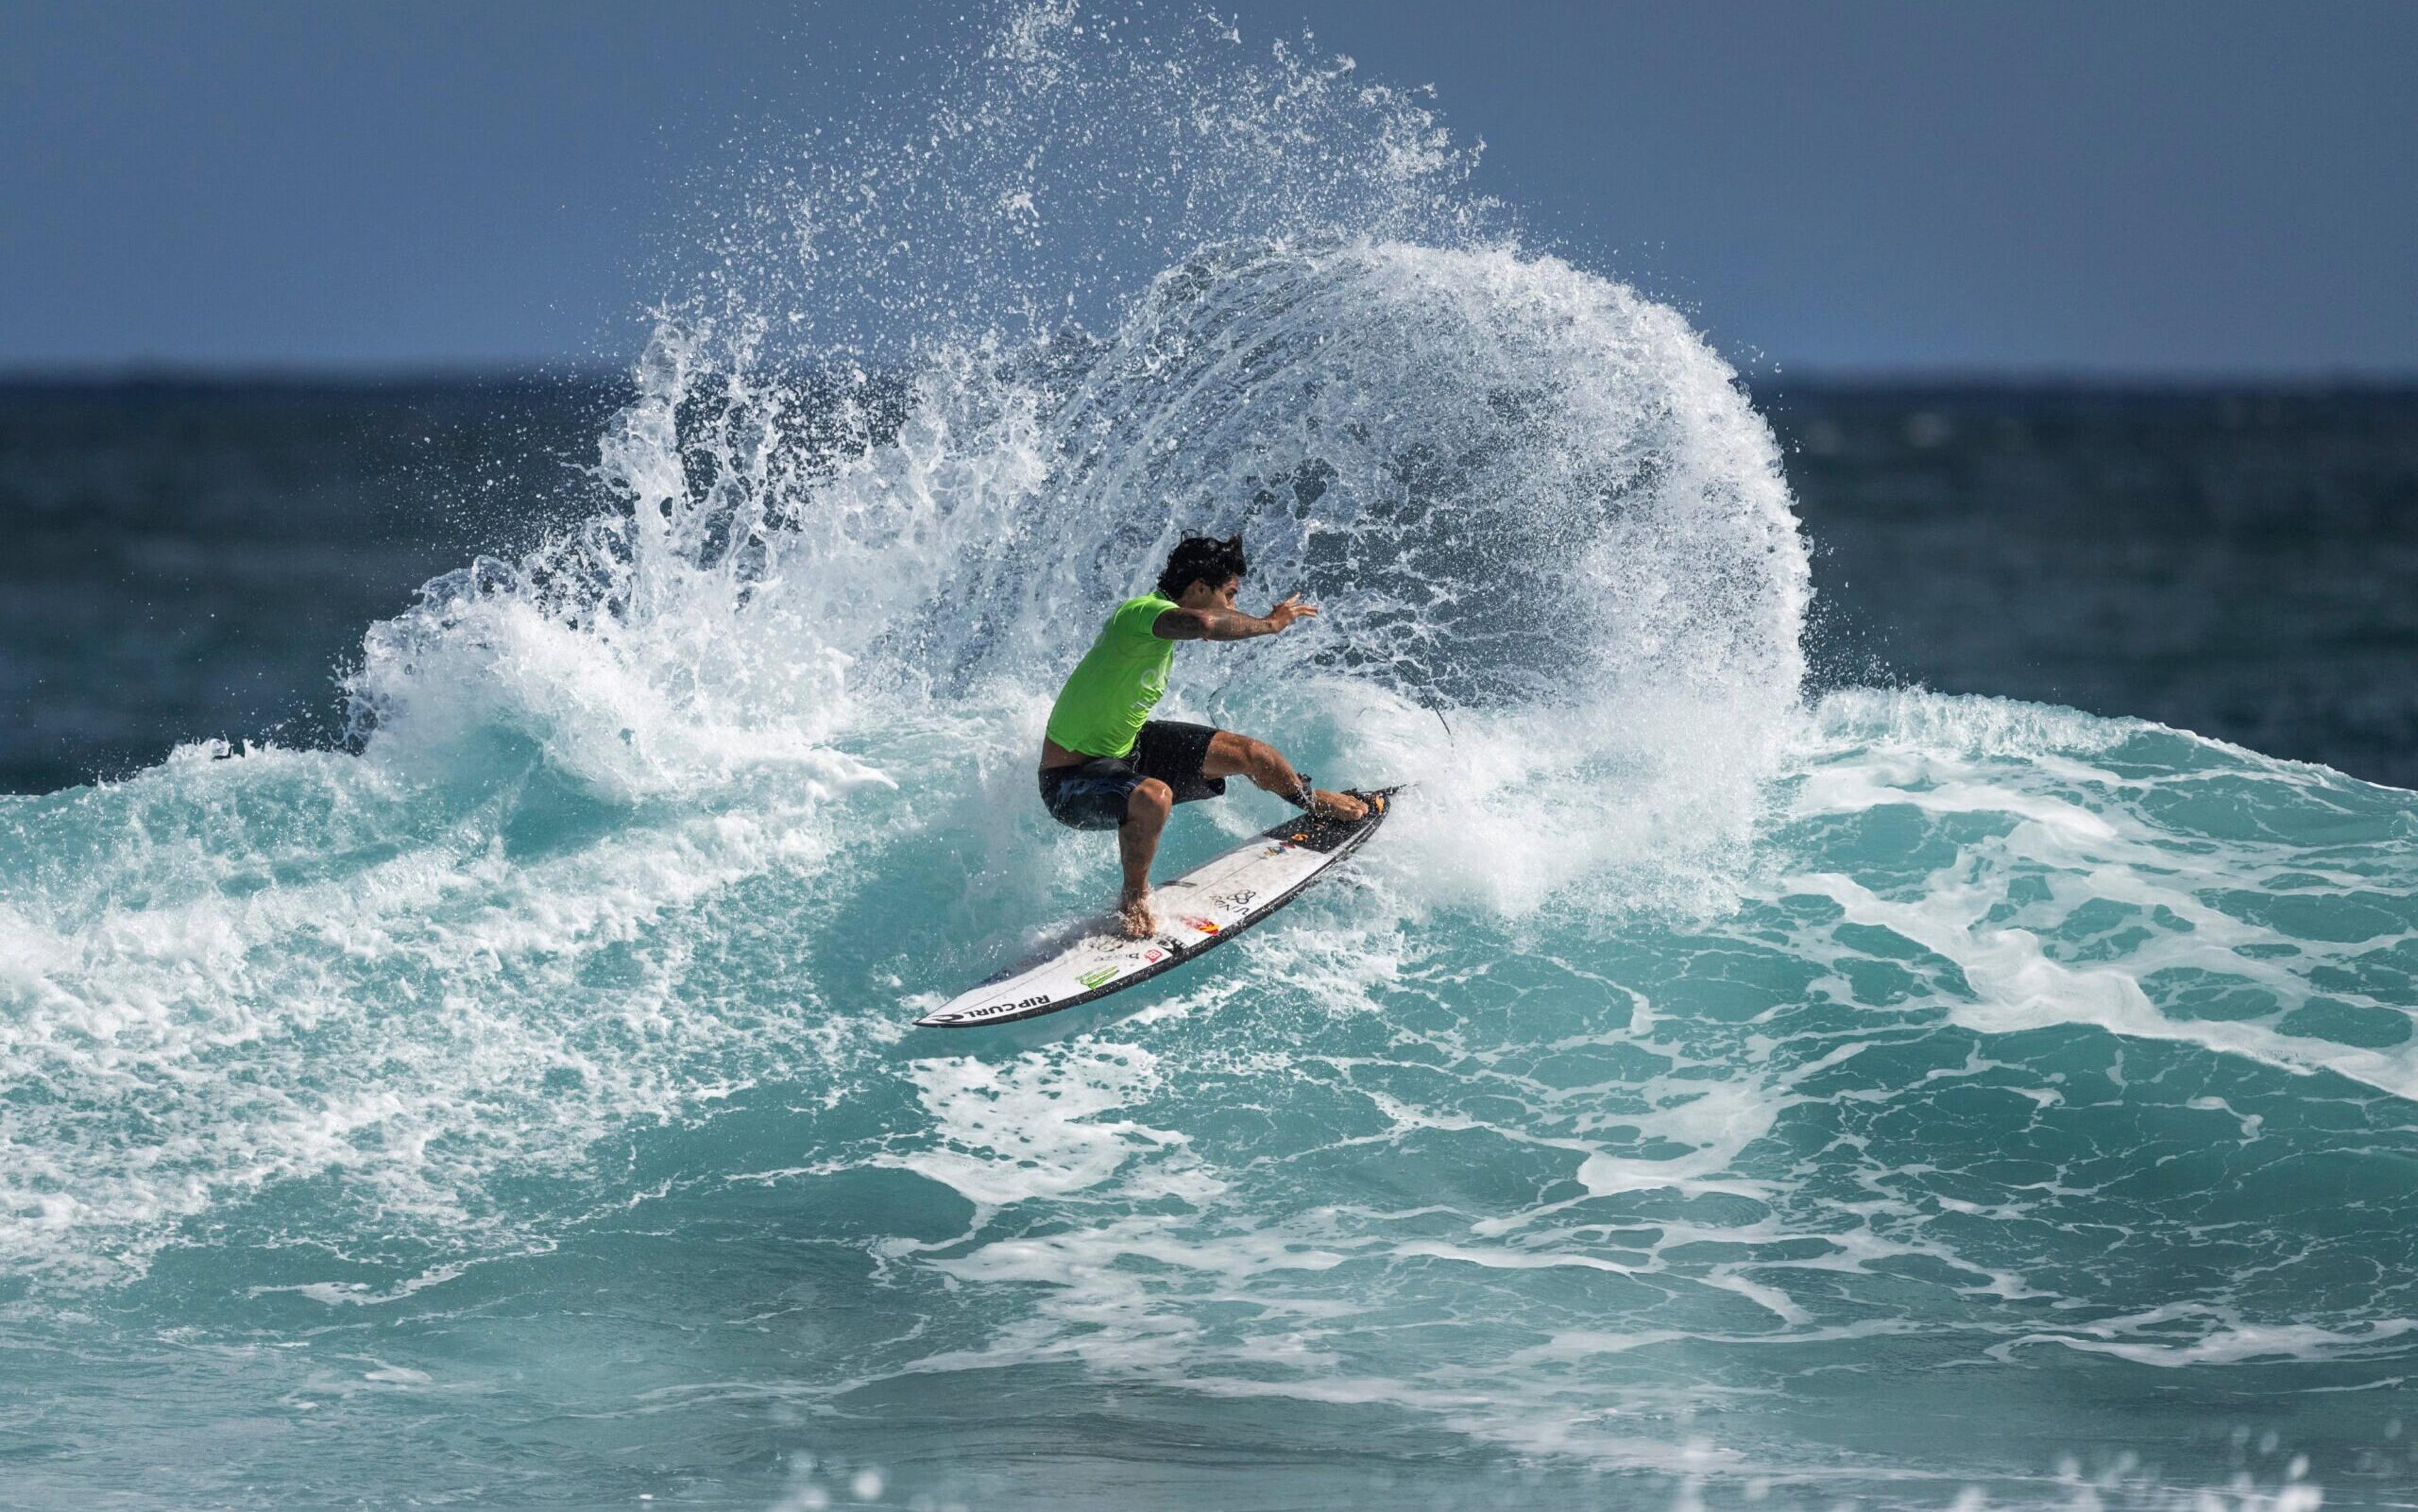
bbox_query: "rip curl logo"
[970,994,1051,1018]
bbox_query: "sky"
[6,1,2414,377]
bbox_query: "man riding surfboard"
[1039,532,1370,939]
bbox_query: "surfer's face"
[1178,574,1241,609]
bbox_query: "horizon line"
[6,359,2417,394]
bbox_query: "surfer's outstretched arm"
[1153,594,1317,642]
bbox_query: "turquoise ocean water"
[5,11,2415,1509]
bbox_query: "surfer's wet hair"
[1158,532,1248,598]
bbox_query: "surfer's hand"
[1266,594,1318,632]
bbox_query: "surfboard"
[914,788,1400,1029]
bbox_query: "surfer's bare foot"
[1310,789,1369,822]
[1118,887,1157,939]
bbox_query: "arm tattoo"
[1154,607,1274,642]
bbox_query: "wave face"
[4,9,2415,1509]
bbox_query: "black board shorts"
[1038,720,1229,831]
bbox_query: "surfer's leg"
[1203,731,1368,822]
[1118,778,1172,938]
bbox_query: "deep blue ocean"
[6,11,2418,1510]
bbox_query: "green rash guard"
[1045,593,1179,758]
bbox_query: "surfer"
[1040,532,1370,938]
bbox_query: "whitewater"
[5,9,2415,1509]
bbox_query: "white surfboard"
[914,789,1400,1029]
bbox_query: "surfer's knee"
[1204,728,1249,775]
[1125,778,1172,825]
